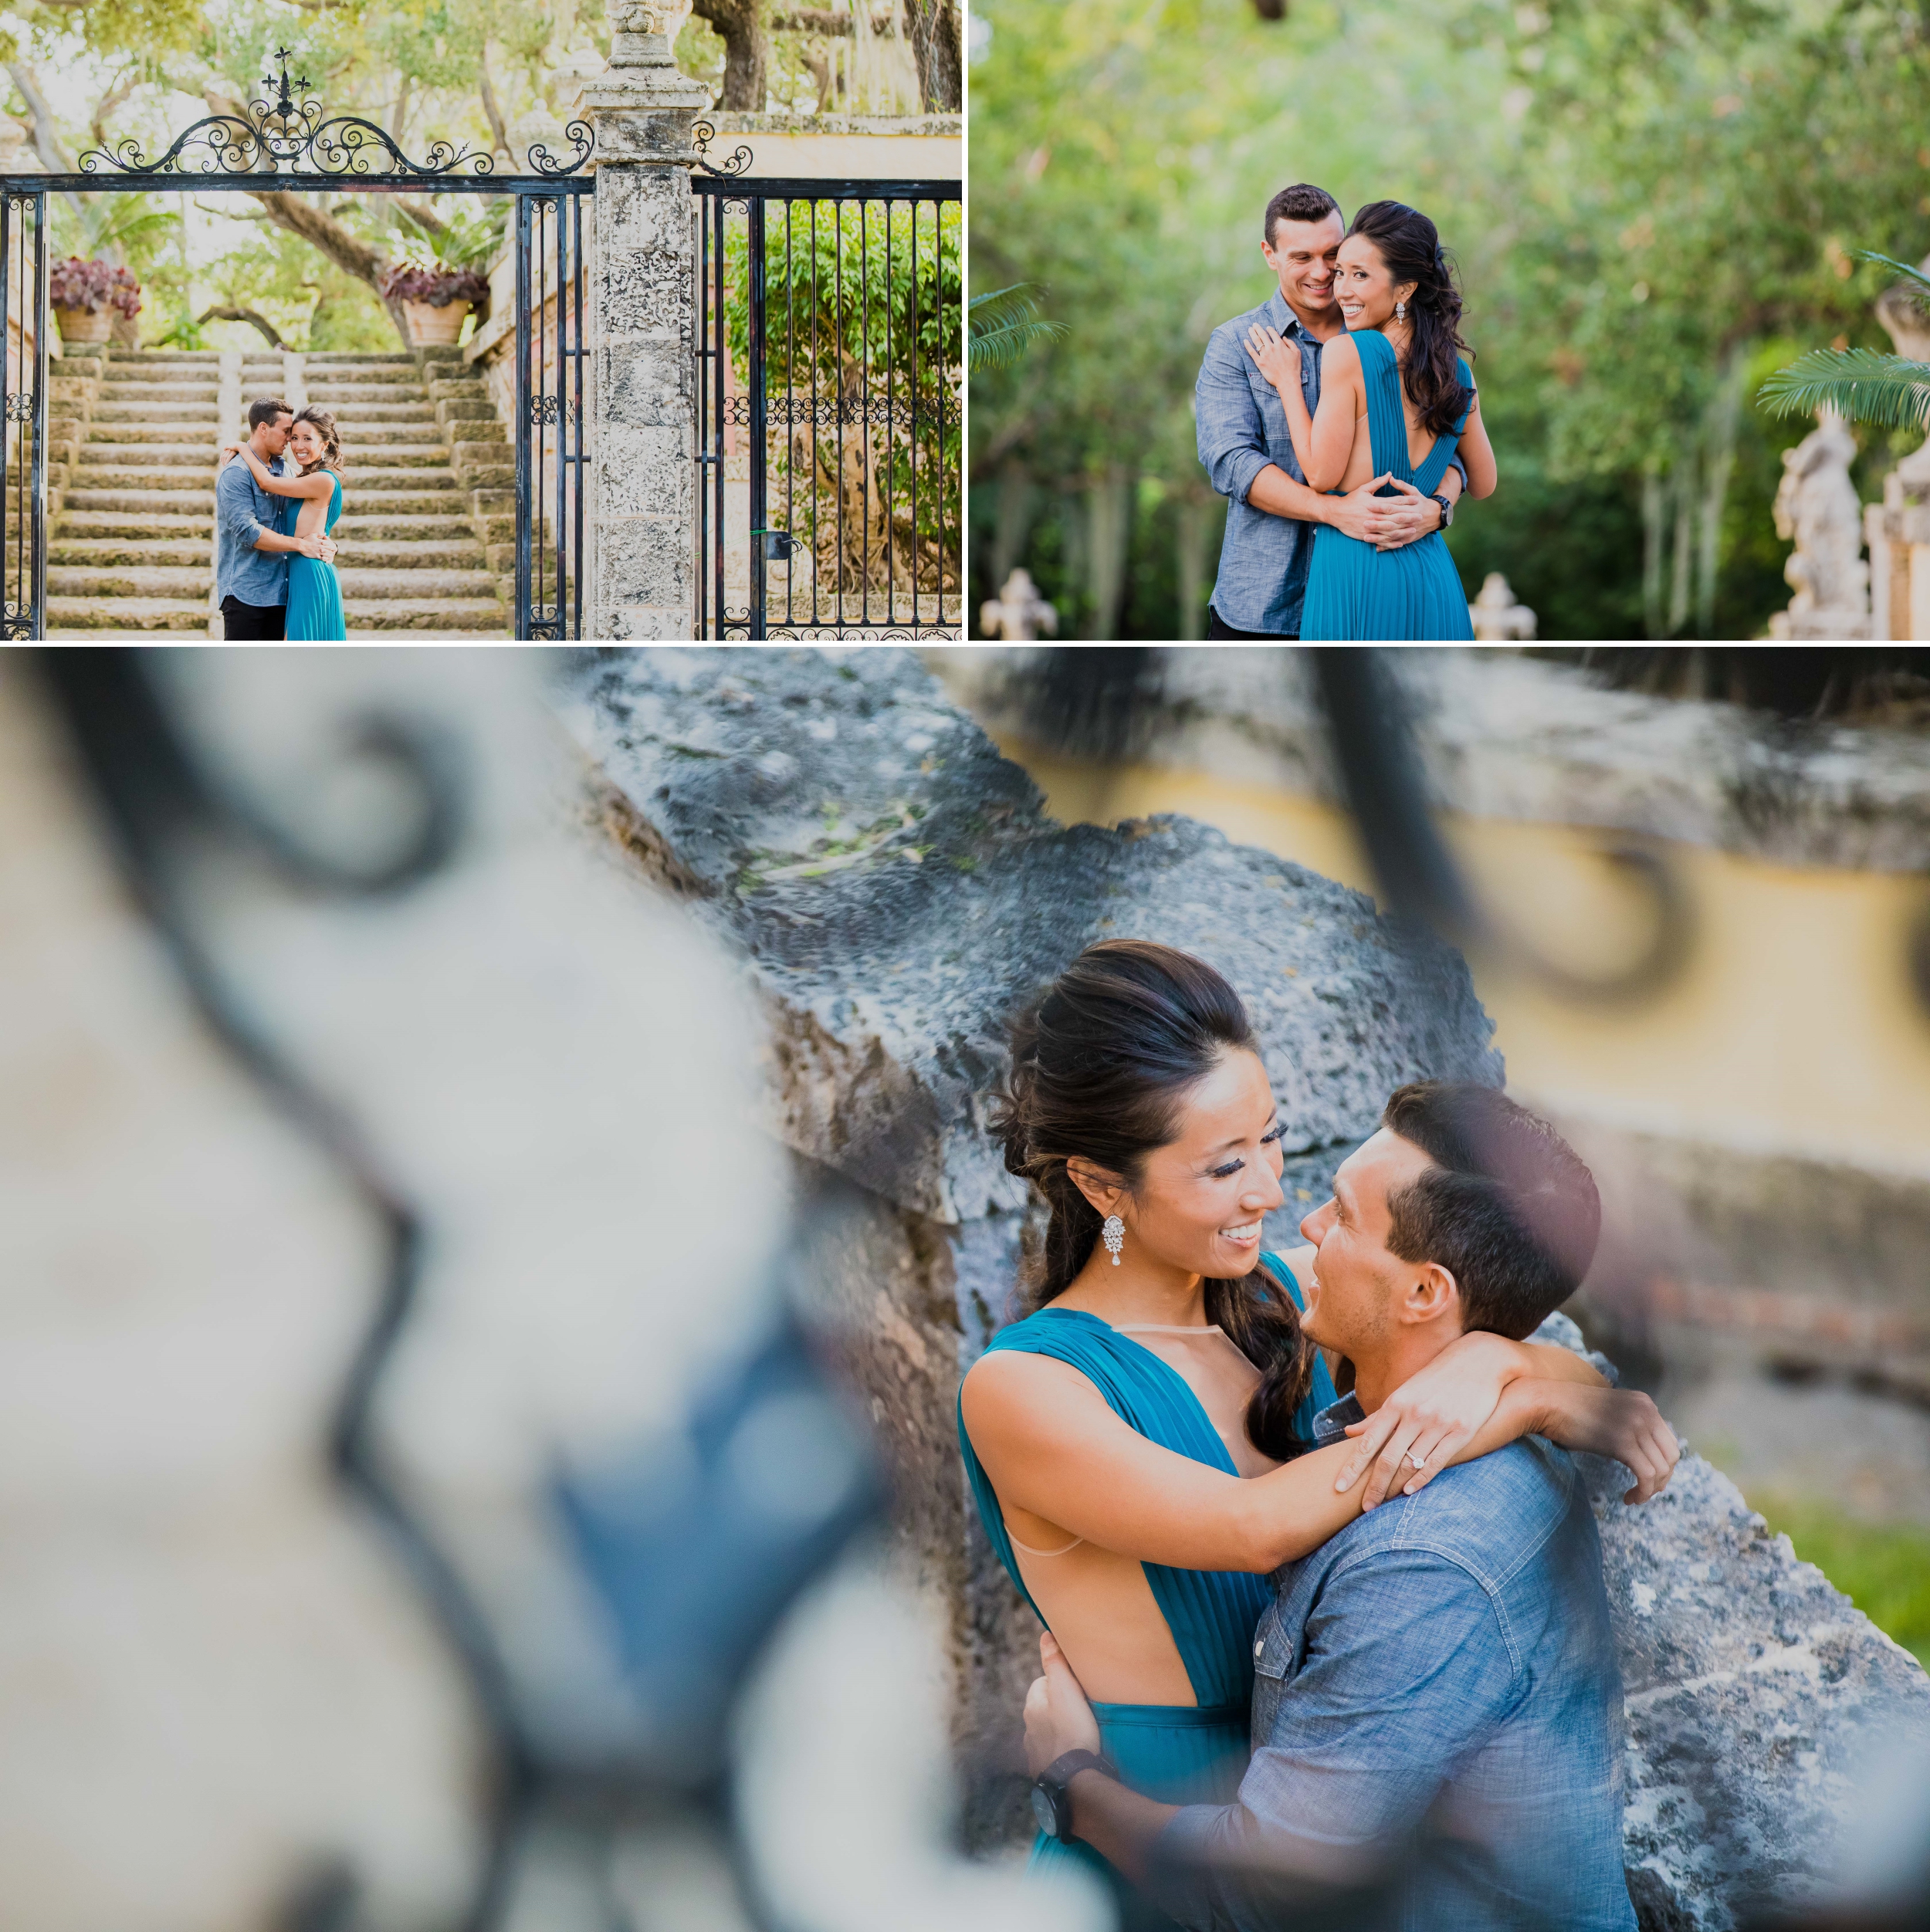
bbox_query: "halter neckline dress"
[284,470,346,641]
[1299,328,1476,640]
[957,1253,1339,1910]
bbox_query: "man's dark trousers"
[1207,604,1297,640]
[221,596,285,641]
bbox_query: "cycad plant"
[1758,252,1930,431]
[967,284,1067,372]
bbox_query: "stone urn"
[380,265,489,350]
[52,305,112,345]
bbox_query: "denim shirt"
[1194,289,1470,636]
[1150,1433,1636,1932]
[215,452,290,607]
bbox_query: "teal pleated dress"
[958,1254,1338,1914]
[1299,329,1475,640]
[285,470,346,641]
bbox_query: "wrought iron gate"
[0,48,590,641]
[692,163,961,640]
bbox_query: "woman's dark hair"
[1346,199,1475,438]
[990,939,1316,1460]
[292,404,344,475]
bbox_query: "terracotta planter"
[53,305,112,345]
[402,298,470,347]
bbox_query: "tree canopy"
[968,0,1930,638]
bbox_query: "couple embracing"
[213,397,349,641]
[960,942,1675,1930]
[1199,185,1497,639]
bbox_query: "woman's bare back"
[985,1321,1282,1706]
[1328,333,1451,491]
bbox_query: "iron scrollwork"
[5,391,33,421]
[77,46,594,180]
[692,120,753,178]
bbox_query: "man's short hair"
[1264,183,1342,247]
[248,397,293,431]
[1380,1082,1601,1339]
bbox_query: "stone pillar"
[578,3,711,638]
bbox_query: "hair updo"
[1346,198,1475,438]
[292,404,344,475]
[990,939,1316,1459]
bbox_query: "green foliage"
[967,285,1067,373]
[970,0,1930,638]
[722,198,961,586]
[392,199,510,274]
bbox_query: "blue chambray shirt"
[215,450,291,607]
[1195,290,1469,637]
[1150,1419,1637,1932]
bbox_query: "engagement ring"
[1407,1450,1428,1470]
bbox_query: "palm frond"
[1757,347,1930,429]
[969,283,1068,372]
[1857,249,1930,306]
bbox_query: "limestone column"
[577,2,711,638]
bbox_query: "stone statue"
[978,566,1058,641]
[1468,572,1536,641]
[1770,408,1871,640]
[1864,258,1930,638]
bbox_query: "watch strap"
[1431,491,1453,529]
[1031,1748,1115,1839]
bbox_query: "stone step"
[305,374,423,391]
[58,510,213,536]
[77,446,221,468]
[93,401,223,423]
[332,445,458,467]
[98,382,221,401]
[326,422,447,446]
[334,514,479,540]
[310,401,435,421]
[85,424,221,447]
[308,352,418,363]
[45,595,212,631]
[61,486,217,513]
[50,537,212,567]
[108,354,220,369]
[325,538,485,568]
[71,463,215,487]
[343,598,508,631]
[335,566,500,598]
[49,564,211,597]
[340,469,460,491]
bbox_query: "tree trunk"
[901,0,960,111]
[691,0,769,112]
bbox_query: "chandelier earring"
[1395,298,1407,322]
[1101,1213,1126,1266]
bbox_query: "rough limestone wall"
[557,648,1930,1927]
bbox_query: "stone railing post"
[579,4,711,638]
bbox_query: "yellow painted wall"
[997,738,1930,1179]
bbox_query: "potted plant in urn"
[49,257,141,347]
[378,203,506,347]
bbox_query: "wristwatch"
[1430,491,1454,530]
[1031,1748,1115,1840]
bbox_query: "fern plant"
[1759,252,1930,428]
[968,284,1067,373]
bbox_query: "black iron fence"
[514,186,590,641]
[694,174,961,640]
[1,191,47,639]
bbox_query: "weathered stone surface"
[562,647,1930,1924]
[560,647,1499,1227]
[599,248,692,341]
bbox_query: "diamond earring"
[1102,1213,1125,1266]
[1396,299,1407,321]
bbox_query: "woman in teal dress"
[1243,200,1497,639]
[959,941,1674,1920]
[219,405,347,640]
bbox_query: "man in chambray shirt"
[1196,183,1468,638]
[1021,1084,1677,1931]
[215,397,336,640]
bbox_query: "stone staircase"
[44,343,519,635]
